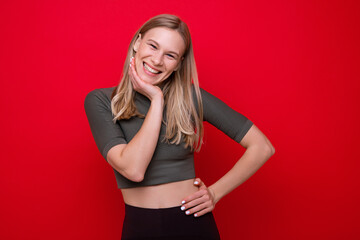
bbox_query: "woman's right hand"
[129,57,163,101]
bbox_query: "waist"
[120,178,198,208]
[113,156,195,188]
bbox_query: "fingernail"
[194,181,199,184]
[181,206,185,211]
[185,210,190,215]
[194,213,198,217]
[181,200,185,204]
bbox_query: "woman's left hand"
[180,178,217,217]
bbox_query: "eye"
[166,54,175,59]
[149,43,157,49]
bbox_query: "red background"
[1,0,359,239]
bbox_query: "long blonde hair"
[111,14,203,151]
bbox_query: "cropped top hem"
[84,86,253,189]
[115,172,196,189]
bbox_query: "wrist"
[151,94,164,106]
[209,185,221,204]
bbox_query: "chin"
[140,75,156,84]
[142,75,164,86]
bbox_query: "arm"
[105,57,164,182]
[180,88,275,216]
[107,57,164,182]
[107,97,163,182]
[209,124,275,203]
[181,124,275,216]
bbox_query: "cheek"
[138,44,151,56]
[165,61,179,72]
[134,57,143,73]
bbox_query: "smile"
[143,62,162,74]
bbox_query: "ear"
[174,64,180,71]
[133,34,142,52]
[174,57,184,71]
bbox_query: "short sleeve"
[84,88,127,161]
[199,88,253,143]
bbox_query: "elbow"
[108,150,145,183]
[120,167,145,183]
[109,159,145,183]
[127,171,144,183]
[251,140,274,158]
[265,142,275,157]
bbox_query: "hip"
[120,178,199,208]
[121,203,221,240]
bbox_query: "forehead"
[143,27,186,54]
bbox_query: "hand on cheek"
[128,57,163,101]
[180,178,216,217]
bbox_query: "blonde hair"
[111,14,203,151]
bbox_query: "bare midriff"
[120,178,198,208]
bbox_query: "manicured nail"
[194,181,199,184]
[185,210,190,215]
[181,206,185,211]
[194,213,198,217]
[181,200,185,204]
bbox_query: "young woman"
[84,14,275,240]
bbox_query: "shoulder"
[85,86,116,100]
[191,85,220,112]
[84,86,117,110]
[190,84,211,101]
[85,86,116,103]
[191,84,220,104]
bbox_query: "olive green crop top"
[84,86,253,188]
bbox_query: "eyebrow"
[147,39,180,57]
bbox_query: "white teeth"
[144,63,160,74]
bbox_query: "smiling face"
[133,27,186,85]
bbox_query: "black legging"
[121,203,221,240]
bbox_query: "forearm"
[117,97,164,180]
[209,145,274,203]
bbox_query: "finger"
[128,67,139,89]
[128,61,136,80]
[130,56,135,68]
[129,62,144,90]
[193,178,201,186]
[184,202,212,216]
[180,195,205,211]
[130,61,138,80]
[130,57,140,80]
[128,66,134,80]
[194,178,208,190]
[181,188,207,205]
[193,206,213,217]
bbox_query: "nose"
[151,52,163,66]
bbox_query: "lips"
[143,62,162,74]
